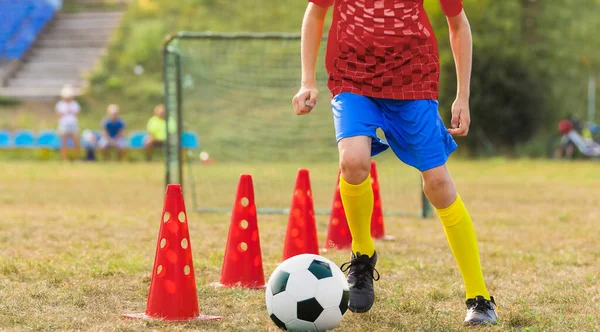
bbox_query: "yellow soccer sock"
[436,195,490,300]
[340,174,375,257]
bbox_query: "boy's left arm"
[445,9,472,137]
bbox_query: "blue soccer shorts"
[332,92,458,172]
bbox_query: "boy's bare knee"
[424,176,452,193]
[340,153,370,184]
[422,170,457,208]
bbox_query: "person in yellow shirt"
[144,104,167,161]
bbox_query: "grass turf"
[0,159,599,331]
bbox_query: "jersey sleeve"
[439,0,463,17]
[309,0,334,8]
[73,102,81,114]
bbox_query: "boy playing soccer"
[292,0,498,325]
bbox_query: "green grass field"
[0,159,599,331]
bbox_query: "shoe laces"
[466,296,495,313]
[340,255,380,289]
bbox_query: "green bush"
[104,76,123,90]
[122,76,163,100]
[440,46,547,153]
[0,95,22,107]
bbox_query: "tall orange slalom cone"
[219,174,265,288]
[370,160,386,239]
[324,170,352,250]
[282,169,319,261]
[123,184,220,321]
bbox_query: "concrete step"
[17,67,92,76]
[9,78,84,87]
[45,24,116,32]
[26,55,99,65]
[0,86,84,99]
[53,15,121,22]
[16,69,92,79]
[16,71,88,80]
[17,67,91,76]
[8,78,84,87]
[56,12,122,19]
[29,47,105,57]
[40,35,111,43]
[40,33,112,42]
[36,39,110,48]
[15,70,88,79]
[25,56,102,65]
[21,58,97,67]
[50,24,118,31]
[45,29,114,38]
[3,10,123,100]
[50,19,122,28]
[56,12,123,19]
[20,62,94,71]
[49,22,121,31]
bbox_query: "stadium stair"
[0,8,123,100]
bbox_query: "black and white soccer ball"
[266,254,349,331]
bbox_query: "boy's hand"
[448,97,471,136]
[292,85,319,115]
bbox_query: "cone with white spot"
[218,174,265,288]
[123,184,220,321]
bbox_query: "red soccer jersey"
[309,0,463,100]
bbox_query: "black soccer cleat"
[340,251,380,313]
[464,296,498,325]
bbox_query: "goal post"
[162,31,432,218]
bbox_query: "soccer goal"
[162,32,432,218]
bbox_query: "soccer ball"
[265,254,349,331]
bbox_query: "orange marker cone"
[324,171,352,250]
[282,169,319,261]
[370,161,386,239]
[123,184,220,321]
[219,174,265,288]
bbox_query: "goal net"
[163,32,430,217]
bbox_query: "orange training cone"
[219,174,265,288]
[324,170,352,250]
[123,184,220,321]
[282,169,319,261]
[370,161,386,239]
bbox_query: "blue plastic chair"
[0,130,11,148]
[37,130,61,149]
[1,1,55,60]
[129,131,146,149]
[13,130,36,148]
[0,2,35,59]
[181,131,200,150]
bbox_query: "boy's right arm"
[101,120,110,140]
[292,2,329,116]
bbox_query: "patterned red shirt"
[309,0,463,100]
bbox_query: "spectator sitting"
[55,84,80,161]
[81,129,99,161]
[144,104,166,161]
[99,104,127,161]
